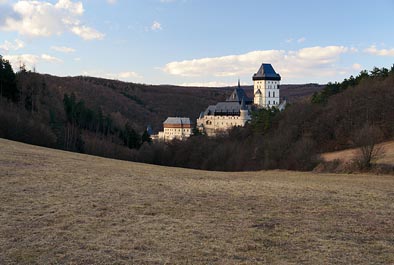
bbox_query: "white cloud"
[285,37,306,44]
[71,25,104,40]
[179,81,234,87]
[83,70,143,81]
[107,0,117,4]
[51,46,75,53]
[112,71,142,79]
[41,54,63,63]
[0,0,104,40]
[55,0,83,15]
[364,45,394,57]
[297,37,306,43]
[162,46,350,81]
[0,39,24,52]
[352,63,362,70]
[4,53,62,70]
[151,21,162,31]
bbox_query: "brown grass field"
[321,141,394,166]
[1,138,394,264]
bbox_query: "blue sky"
[1,0,394,86]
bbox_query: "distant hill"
[17,73,324,132]
[0,70,324,160]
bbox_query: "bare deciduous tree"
[353,125,385,169]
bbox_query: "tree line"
[311,65,394,104]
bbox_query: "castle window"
[273,91,275,97]
[268,91,270,97]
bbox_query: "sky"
[1,0,394,86]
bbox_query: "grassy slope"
[1,138,394,264]
[321,140,394,165]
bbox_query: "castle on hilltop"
[197,63,283,136]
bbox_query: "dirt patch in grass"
[1,138,394,264]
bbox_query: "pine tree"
[0,55,19,102]
[141,130,152,144]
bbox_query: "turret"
[240,98,249,121]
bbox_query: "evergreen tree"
[250,108,279,134]
[122,122,141,149]
[0,55,19,102]
[141,130,152,144]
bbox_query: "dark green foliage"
[312,66,394,104]
[141,130,152,144]
[192,126,202,136]
[63,93,143,150]
[63,93,112,133]
[120,122,141,149]
[311,82,342,104]
[250,107,279,134]
[0,55,19,102]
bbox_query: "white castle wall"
[253,80,280,108]
[196,110,250,136]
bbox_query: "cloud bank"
[0,39,24,52]
[4,53,62,70]
[162,46,350,81]
[0,0,104,40]
[364,45,394,57]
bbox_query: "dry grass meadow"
[321,140,394,166]
[1,138,394,264]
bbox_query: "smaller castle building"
[157,117,192,141]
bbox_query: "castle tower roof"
[253,63,281,81]
[226,80,252,103]
[240,97,247,111]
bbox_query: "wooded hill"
[129,66,394,171]
[0,55,323,160]
[3,55,393,172]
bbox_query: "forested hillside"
[4,56,393,172]
[131,65,394,171]
[0,55,323,162]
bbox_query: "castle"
[196,63,282,136]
